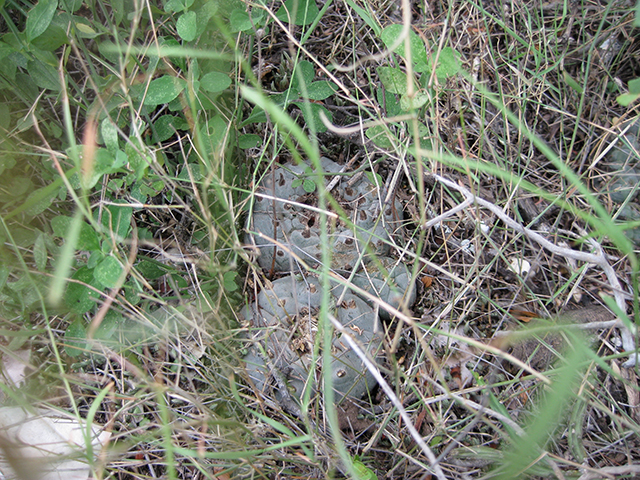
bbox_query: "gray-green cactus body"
[244,275,381,404]
[247,157,403,273]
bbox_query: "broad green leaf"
[24,185,57,216]
[562,70,583,94]
[125,142,151,180]
[51,216,100,251]
[291,60,316,94]
[60,0,82,12]
[30,23,68,51]
[229,8,265,32]
[223,271,238,292]
[306,81,337,100]
[616,92,640,107]
[33,233,48,271]
[26,0,58,42]
[400,90,430,110]
[152,115,185,142]
[65,267,98,313]
[200,71,231,93]
[366,125,395,149]
[378,66,408,95]
[102,203,132,240]
[164,0,194,13]
[176,11,197,41]
[293,101,332,133]
[64,319,86,357]
[380,24,429,72]
[27,59,60,91]
[143,75,186,106]
[353,459,378,480]
[276,0,319,26]
[238,134,261,149]
[432,47,461,81]
[94,256,123,289]
[101,118,119,153]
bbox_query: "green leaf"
[353,459,378,480]
[378,66,408,95]
[238,134,261,149]
[291,60,316,94]
[24,185,58,216]
[176,11,197,42]
[101,118,119,153]
[27,59,60,91]
[276,0,319,26]
[292,101,332,133]
[617,92,640,107]
[562,70,583,94]
[102,203,133,240]
[432,47,461,81]
[366,125,395,149]
[33,233,48,271]
[400,90,430,111]
[152,115,185,143]
[229,8,265,32]
[306,81,336,100]
[200,71,231,93]
[64,319,87,357]
[223,271,238,292]
[164,0,194,13]
[143,75,186,106]
[94,256,123,289]
[380,24,429,72]
[26,0,59,42]
[51,216,100,251]
[65,267,98,314]
[60,0,82,12]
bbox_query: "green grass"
[0,0,639,478]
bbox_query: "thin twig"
[328,314,448,480]
[428,174,639,367]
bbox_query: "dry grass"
[3,0,640,479]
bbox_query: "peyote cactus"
[244,158,415,408]
[247,157,403,274]
[243,275,381,405]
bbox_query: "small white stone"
[508,257,531,276]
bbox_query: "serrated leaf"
[33,233,48,271]
[380,24,429,72]
[200,71,231,93]
[65,319,86,357]
[378,66,408,95]
[94,256,123,289]
[276,0,319,26]
[143,75,186,106]
[176,11,197,42]
[26,0,58,42]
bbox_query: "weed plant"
[0,0,639,479]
